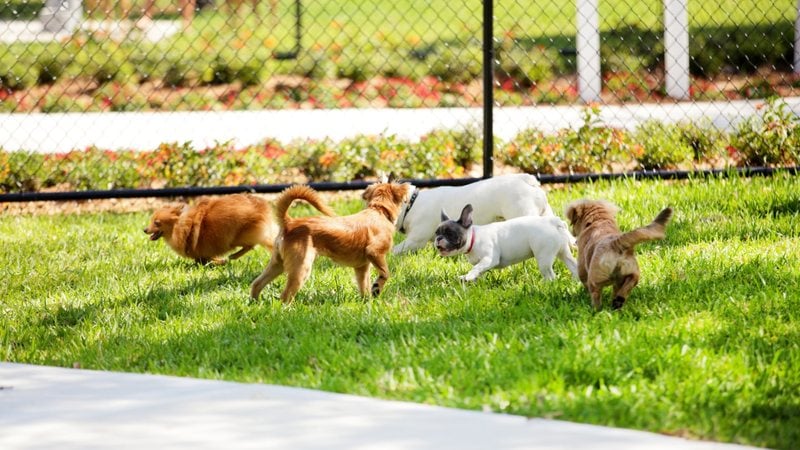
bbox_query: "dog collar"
[466,229,476,253]
[398,187,418,233]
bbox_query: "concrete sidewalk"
[0,362,760,449]
[3,98,800,154]
[0,19,180,43]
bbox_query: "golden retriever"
[565,199,672,310]
[250,182,411,303]
[144,193,277,264]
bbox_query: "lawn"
[1,174,799,449]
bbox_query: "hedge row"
[0,22,792,95]
[2,100,798,194]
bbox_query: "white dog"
[434,204,579,282]
[393,173,554,254]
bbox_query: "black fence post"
[482,0,494,179]
[274,0,302,60]
[294,0,302,55]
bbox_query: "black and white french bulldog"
[434,204,579,282]
[394,174,554,254]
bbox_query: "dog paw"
[459,274,476,282]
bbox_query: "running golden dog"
[144,194,277,265]
[565,200,672,310]
[250,182,411,303]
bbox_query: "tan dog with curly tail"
[250,182,412,303]
[565,200,672,310]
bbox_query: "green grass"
[2,174,799,449]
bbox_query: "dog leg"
[228,245,254,260]
[460,257,496,282]
[250,254,285,300]
[368,255,389,297]
[354,265,371,296]
[612,273,639,310]
[536,256,557,281]
[588,282,604,310]
[281,248,316,304]
[558,246,580,280]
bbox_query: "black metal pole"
[294,0,302,55]
[0,177,484,203]
[482,0,494,179]
[274,0,302,59]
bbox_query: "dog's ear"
[565,202,578,225]
[391,183,410,204]
[362,184,376,201]
[459,204,474,228]
[168,205,183,217]
[440,208,450,223]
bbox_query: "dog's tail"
[612,207,673,252]
[518,173,556,217]
[274,185,336,229]
[549,216,576,246]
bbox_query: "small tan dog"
[144,194,278,264]
[565,200,673,310]
[250,182,411,303]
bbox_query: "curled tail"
[613,207,673,251]
[275,185,336,229]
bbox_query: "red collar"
[466,229,476,253]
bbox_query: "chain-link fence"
[1,0,799,199]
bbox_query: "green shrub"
[690,24,792,76]
[562,106,632,173]
[500,129,561,174]
[93,83,149,112]
[163,59,191,87]
[731,98,800,166]
[498,46,556,87]
[674,121,727,162]
[738,79,777,99]
[289,50,332,80]
[285,138,347,181]
[601,24,662,73]
[40,95,98,113]
[0,96,18,112]
[372,49,417,80]
[0,151,44,192]
[0,55,37,91]
[430,46,482,84]
[501,107,636,174]
[203,56,237,85]
[37,55,67,85]
[79,42,136,85]
[420,126,482,170]
[335,48,376,82]
[235,59,264,87]
[633,121,694,169]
